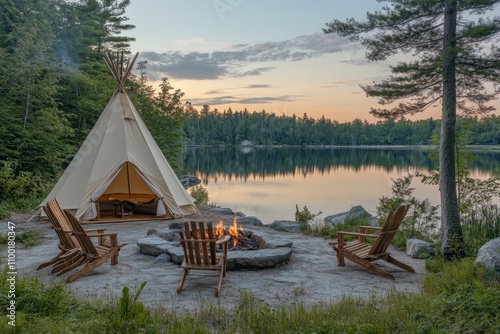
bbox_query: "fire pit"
[137,219,293,270]
[213,218,269,251]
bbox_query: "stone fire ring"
[137,230,293,270]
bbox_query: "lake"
[181,146,500,223]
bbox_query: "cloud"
[245,84,271,89]
[139,32,352,80]
[205,89,224,95]
[190,94,300,106]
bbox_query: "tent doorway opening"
[90,162,166,223]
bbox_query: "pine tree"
[324,0,500,258]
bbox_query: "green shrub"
[326,216,371,241]
[190,185,210,206]
[0,267,78,318]
[462,205,500,258]
[0,161,48,202]
[295,205,321,224]
[425,256,446,273]
[0,230,42,248]
[378,174,439,250]
[0,161,53,219]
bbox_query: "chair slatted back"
[64,209,99,258]
[43,204,76,250]
[179,221,217,266]
[368,205,409,255]
[45,198,80,248]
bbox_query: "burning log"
[214,218,268,251]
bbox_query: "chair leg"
[177,269,188,294]
[385,255,415,273]
[337,249,345,266]
[215,268,224,297]
[111,251,118,266]
[328,242,345,266]
[343,253,395,280]
[66,252,115,283]
[51,251,84,274]
[55,256,86,276]
[37,251,65,270]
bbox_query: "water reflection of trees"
[182,147,500,181]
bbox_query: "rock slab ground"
[3,209,426,313]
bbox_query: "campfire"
[213,217,268,251]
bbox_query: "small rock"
[146,228,158,236]
[153,254,171,264]
[406,239,435,259]
[168,222,184,230]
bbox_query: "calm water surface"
[182,147,500,223]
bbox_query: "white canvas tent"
[41,52,198,221]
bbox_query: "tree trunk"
[440,0,464,258]
[23,91,30,130]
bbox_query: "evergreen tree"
[324,0,500,258]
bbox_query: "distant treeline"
[183,107,500,146]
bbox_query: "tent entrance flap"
[102,162,154,197]
[91,162,164,218]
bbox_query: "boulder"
[146,229,180,242]
[137,236,172,256]
[179,175,201,189]
[237,216,263,226]
[269,220,302,233]
[167,246,185,265]
[324,205,378,228]
[475,238,500,278]
[406,239,435,259]
[207,207,235,215]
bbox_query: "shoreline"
[184,144,500,150]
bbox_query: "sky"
[124,0,499,123]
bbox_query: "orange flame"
[215,220,225,238]
[228,217,243,247]
[214,218,243,247]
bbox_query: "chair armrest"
[216,235,231,244]
[87,233,119,248]
[83,228,107,234]
[337,231,378,238]
[358,226,382,231]
[87,233,117,238]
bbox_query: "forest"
[183,107,500,146]
[0,0,499,211]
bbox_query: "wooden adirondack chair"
[328,205,415,280]
[37,198,86,274]
[63,209,123,283]
[177,221,231,297]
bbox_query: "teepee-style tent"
[41,51,198,221]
